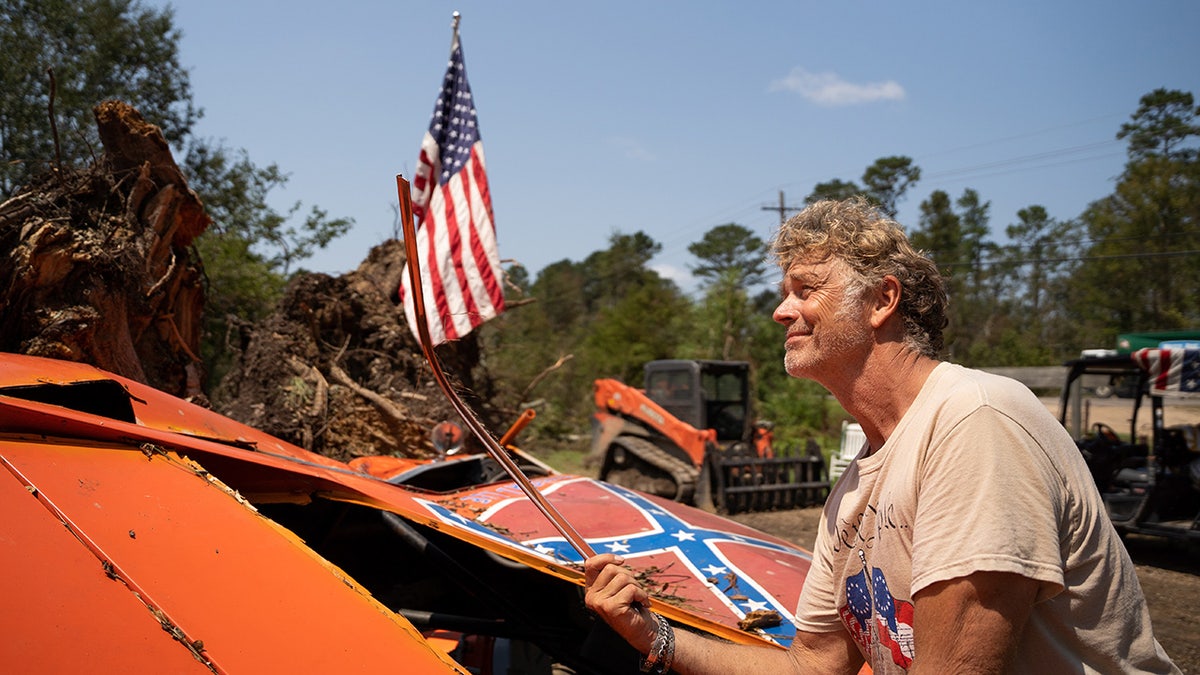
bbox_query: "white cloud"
[652,263,696,292]
[609,136,656,161]
[768,67,905,106]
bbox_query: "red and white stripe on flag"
[399,30,504,345]
[1133,347,1200,396]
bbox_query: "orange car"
[0,353,813,673]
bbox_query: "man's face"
[772,256,872,380]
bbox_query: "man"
[584,198,1178,674]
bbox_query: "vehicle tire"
[1094,383,1114,398]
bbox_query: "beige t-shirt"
[795,362,1178,674]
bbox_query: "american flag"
[871,564,914,667]
[400,25,504,345]
[1133,347,1200,396]
[842,567,872,635]
[839,552,914,669]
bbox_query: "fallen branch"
[327,362,420,443]
[286,356,329,451]
[519,353,574,404]
[284,356,329,421]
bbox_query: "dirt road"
[1046,394,1200,440]
[729,508,1200,673]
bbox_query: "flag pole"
[396,175,596,561]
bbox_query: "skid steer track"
[603,435,699,503]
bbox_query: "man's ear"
[869,275,902,329]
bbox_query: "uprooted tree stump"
[211,238,500,462]
[0,99,209,400]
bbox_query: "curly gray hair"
[770,197,947,357]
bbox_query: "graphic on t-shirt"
[839,549,914,669]
[832,502,908,554]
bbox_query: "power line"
[643,136,1130,282]
[937,248,1200,271]
[916,113,1127,162]
[928,228,1200,259]
[760,190,805,226]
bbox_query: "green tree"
[1116,88,1200,161]
[1072,157,1200,332]
[910,190,963,265]
[0,0,197,195]
[862,155,921,218]
[533,259,588,332]
[580,282,691,382]
[805,178,862,204]
[1069,89,1200,339]
[988,205,1081,363]
[691,270,754,361]
[184,143,352,276]
[184,143,352,386]
[1002,206,1078,319]
[0,0,354,387]
[484,232,690,439]
[804,157,921,218]
[580,231,663,312]
[955,190,992,286]
[687,223,769,360]
[949,190,1003,363]
[577,232,689,379]
[910,189,1007,361]
[687,223,769,288]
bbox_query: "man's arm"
[910,571,1039,675]
[584,554,864,675]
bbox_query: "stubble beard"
[782,298,873,381]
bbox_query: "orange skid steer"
[590,360,828,514]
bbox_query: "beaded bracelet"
[639,612,675,674]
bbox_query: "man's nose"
[773,297,796,325]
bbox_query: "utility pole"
[762,190,804,225]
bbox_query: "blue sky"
[152,1,1199,294]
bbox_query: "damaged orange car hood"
[0,354,811,670]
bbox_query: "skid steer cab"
[589,359,828,514]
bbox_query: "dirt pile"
[212,240,496,462]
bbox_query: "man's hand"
[585,553,864,675]
[584,553,658,652]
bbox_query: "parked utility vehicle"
[1060,345,1200,542]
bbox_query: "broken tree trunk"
[0,100,210,400]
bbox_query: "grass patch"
[523,437,595,477]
